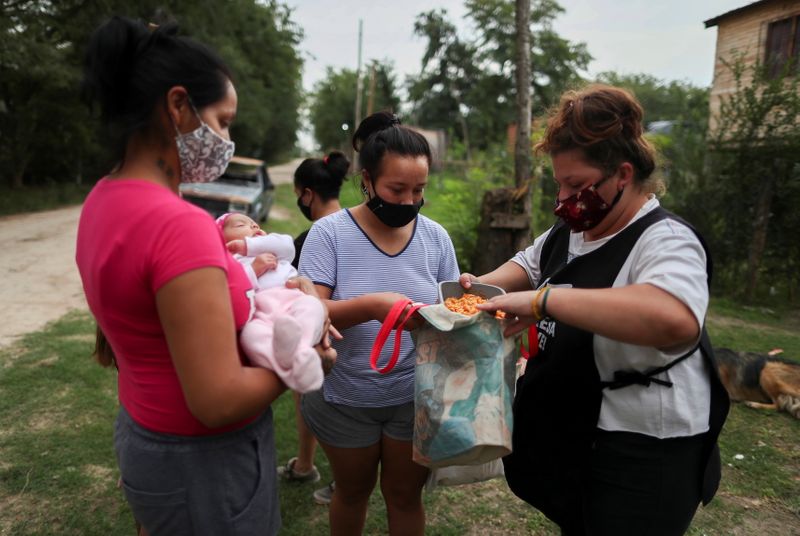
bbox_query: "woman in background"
[278,151,349,506]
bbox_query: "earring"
[361,185,369,195]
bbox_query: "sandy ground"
[0,205,87,348]
[0,159,304,350]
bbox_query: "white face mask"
[174,107,235,183]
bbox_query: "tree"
[472,0,534,275]
[0,0,96,188]
[408,0,591,151]
[707,57,800,302]
[595,72,709,125]
[407,9,480,158]
[0,0,304,188]
[309,61,401,151]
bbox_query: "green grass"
[707,296,800,357]
[1,305,797,535]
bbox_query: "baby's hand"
[251,253,278,276]
[226,239,247,256]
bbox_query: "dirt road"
[0,160,304,349]
[0,205,87,348]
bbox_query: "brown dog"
[713,348,800,419]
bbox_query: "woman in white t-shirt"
[462,85,728,536]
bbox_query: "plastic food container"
[438,281,506,304]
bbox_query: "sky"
[285,0,746,90]
[283,0,747,148]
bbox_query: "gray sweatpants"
[115,407,280,536]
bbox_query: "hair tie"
[390,114,401,126]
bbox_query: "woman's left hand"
[399,305,426,331]
[285,276,319,297]
[477,291,540,337]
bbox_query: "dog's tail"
[777,394,800,419]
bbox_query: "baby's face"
[223,214,266,241]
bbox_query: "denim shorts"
[114,407,280,536]
[301,388,414,448]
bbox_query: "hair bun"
[352,110,398,151]
[324,151,350,184]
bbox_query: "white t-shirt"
[511,196,711,438]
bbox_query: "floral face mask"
[174,106,235,183]
[553,175,623,232]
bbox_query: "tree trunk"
[472,187,531,275]
[744,167,777,302]
[472,0,534,274]
[512,0,532,253]
[11,155,29,189]
[514,0,532,190]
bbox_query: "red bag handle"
[519,324,538,360]
[370,299,426,374]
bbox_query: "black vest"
[502,207,729,527]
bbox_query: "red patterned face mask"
[553,177,623,232]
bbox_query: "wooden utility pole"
[351,19,363,171]
[354,19,364,130]
[512,0,533,251]
[366,62,377,116]
[514,0,532,190]
[471,0,533,275]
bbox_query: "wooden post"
[366,62,377,117]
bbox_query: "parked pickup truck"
[180,156,274,222]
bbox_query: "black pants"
[561,430,705,536]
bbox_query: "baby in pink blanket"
[217,212,325,393]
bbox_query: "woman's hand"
[226,239,247,255]
[251,253,278,276]
[459,272,480,290]
[316,344,337,375]
[286,276,320,297]
[399,306,426,331]
[477,291,539,337]
[315,318,338,375]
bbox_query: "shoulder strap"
[370,299,426,374]
[538,220,569,282]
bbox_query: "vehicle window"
[219,162,262,186]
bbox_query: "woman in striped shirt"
[299,111,460,535]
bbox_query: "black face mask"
[296,193,313,222]
[366,191,424,228]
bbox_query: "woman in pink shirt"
[76,16,334,536]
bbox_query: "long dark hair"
[293,151,350,201]
[352,111,431,182]
[81,16,232,163]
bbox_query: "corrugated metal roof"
[704,0,777,28]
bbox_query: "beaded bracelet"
[541,287,552,318]
[531,286,549,321]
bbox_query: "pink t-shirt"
[76,178,256,436]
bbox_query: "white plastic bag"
[424,458,505,492]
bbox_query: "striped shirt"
[299,208,460,407]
